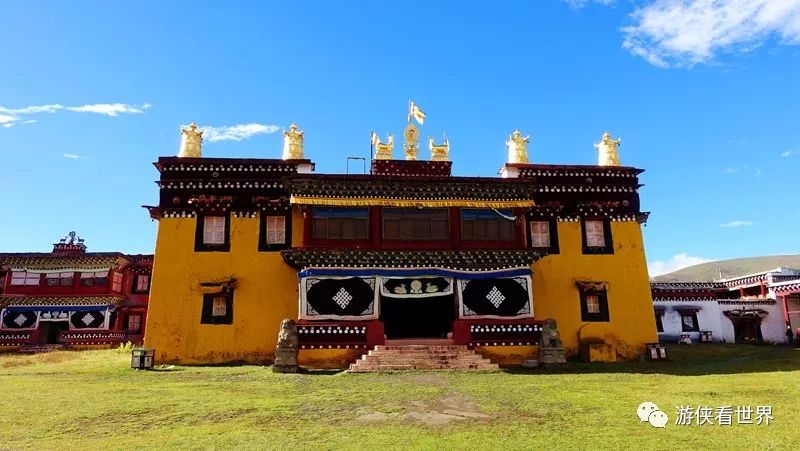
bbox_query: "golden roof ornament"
[371,131,394,160]
[282,123,304,160]
[594,131,622,166]
[403,123,420,160]
[506,130,530,164]
[178,122,203,158]
[429,133,449,161]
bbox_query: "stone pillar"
[273,319,299,373]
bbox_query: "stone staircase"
[348,344,499,372]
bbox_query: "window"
[203,216,226,244]
[259,212,292,251]
[11,271,40,286]
[135,275,150,292]
[312,207,369,240]
[581,219,614,254]
[655,310,664,333]
[681,312,699,332]
[461,209,514,241]
[112,272,124,292]
[127,314,142,332]
[383,208,449,240]
[585,295,600,313]
[45,272,74,287]
[212,297,227,316]
[80,271,109,287]
[201,292,234,325]
[195,214,230,252]
[530,221,550,247]
[579,287,610,322]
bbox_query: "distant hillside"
[653,255,800,282]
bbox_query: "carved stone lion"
[541,318,563,348]
[273,318,299,373]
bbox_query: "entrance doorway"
[732,318,763,344]
[38,321,69,344]
[380,294,455,339]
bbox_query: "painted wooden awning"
[0,295,125,309]
[282,249,544,272]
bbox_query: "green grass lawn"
[1,344,798,450]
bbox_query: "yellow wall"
[146,213,656,365]
[144,212,303,364]
[531,220,657,358]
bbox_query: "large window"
[578,286,610,322]
[201,292,234,325]
[10,271,40,286]
[127,314,142,332]
[681,311,699,332]
[80,271,109,287]
[45,272,74,287]
[312,207,369,240]
[461,209,514,241]
[134,275,150,293]
[655,310,664,333]
[111,272,124,292]
[259,212,292,251]
[195,214,230,252]
[582,219,614,254]
[383,208,449,241]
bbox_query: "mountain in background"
[652,255,800,282]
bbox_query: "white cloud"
[0,103,151,128]
[649,252,715,276]
[2,123,13,128]
[202,123,280,142]
[723,167,740,173]
[622,0,800,68]
[782,150,796,157]
[719,220,753,228]
[66,103,151,116]
[63,153,87,160]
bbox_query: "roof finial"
[506,130,530,164]
[179,122,203,158]
[594,131,622,166]
[282,123,304,160]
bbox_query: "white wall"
[655,300,788,344]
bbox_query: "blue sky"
[1,0,798,275]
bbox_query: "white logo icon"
[637,402,668,428]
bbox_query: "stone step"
[347,344,499,373]
[349,363,499,372]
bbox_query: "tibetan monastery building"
[0,232,152,350]
[143,118,656,366]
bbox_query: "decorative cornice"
[281,249,545,271]
[0,295,125,308]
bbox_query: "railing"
[0,332,32,346]
[59,331,127,345]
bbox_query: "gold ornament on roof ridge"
[282,123,304,160]
[594,131,622,166]
[371,131,394,160]
[506,130,530,164]
[403,122,420,160]
[179,122,203,158]
[429,133,449,161]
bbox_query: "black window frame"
[527,217,560,254]
[132,274,151,294]
[460,208,516,241]
[581,218,614,254]
[195,213,231,252]
[201,291,234,325]
[382,207,450,241]
[311,207,370,241]
[680,311,700,332]
[579,287,610,322]
[259,211,292,251]
[655,310,664,333]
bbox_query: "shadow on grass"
[501,344,800,376]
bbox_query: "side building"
[144,120,657,366]
[0,233,152,350]
[651,267,800,343]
